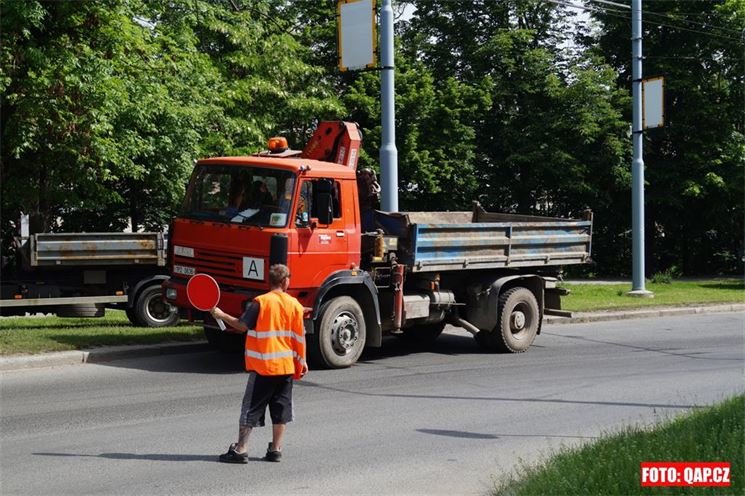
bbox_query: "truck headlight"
[165,288,178,301]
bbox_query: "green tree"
[592,0,745,274]
[344,49,491,210]
[0,0,344,239]
[401,0,631,273]
[0,0,220,233]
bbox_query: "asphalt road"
[2,312,743,496]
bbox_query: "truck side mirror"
[296,211,311,227]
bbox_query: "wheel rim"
[509,305,530,339]
[145,291,177,324]
[330,311,359,356]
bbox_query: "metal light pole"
[629,0,653,297]
[380,0,398,212]
[742,28,745,133]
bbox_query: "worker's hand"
[300,363,309,378]
[210,307,224,321]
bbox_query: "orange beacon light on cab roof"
[267,137,289,153]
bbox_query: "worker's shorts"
[239,372,294,427]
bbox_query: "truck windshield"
[180,165,296,227]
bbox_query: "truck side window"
[332,181,341,218]
[298,180,342,222]
[297,181,312,224]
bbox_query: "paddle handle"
[217,318,226,331]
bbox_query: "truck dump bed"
[376,204,592,272]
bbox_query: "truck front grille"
[173,248,246,286]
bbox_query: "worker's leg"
[271,423,286,451]
[235,372,271,453]
[268,375,294,453]
[235,425,252,454]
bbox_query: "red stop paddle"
[186,273,226,331]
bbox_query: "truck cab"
[163,123,379,365]
[164,156,361,313]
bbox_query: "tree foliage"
[1,0,742,275]
[592,0,745,274]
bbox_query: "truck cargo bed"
[29,232,167,267]
[376,204,592,272]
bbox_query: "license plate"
[174,264,196,276]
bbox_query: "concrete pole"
[629,0,653,297]
[380,0,398,212]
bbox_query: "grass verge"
[0,310,202,355]
[493,394,744,496]
[561,279,744,312]
[0,279,741,355]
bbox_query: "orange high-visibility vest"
[245,290,306,379]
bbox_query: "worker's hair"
[268,264,290,288]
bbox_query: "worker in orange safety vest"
[210,263,307,464]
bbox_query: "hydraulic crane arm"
[302,121,362,170]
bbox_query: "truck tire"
[57,304,105,318]
[475,287,539,353]
[401,322,446,348]
[309,296,366,369]
[133,285,179,327]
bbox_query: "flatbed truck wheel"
[475,287,539,353]
[309,296,366,369]
[133,285,179,327]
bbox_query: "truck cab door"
[295,178,350,280]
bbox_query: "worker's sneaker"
[263,442,282,462]
[219,443,248,464]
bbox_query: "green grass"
[0,279,741,356]
[561,279,744,312]
[493,394,744,496]
[0,310,202,355]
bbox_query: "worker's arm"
[210,303,257,333]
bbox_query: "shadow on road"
[416,429,599,441]
[298,379,702,411]
[542,331,743,361]
[359,331,482,363]
[32,452,261,463]
[94,328,490,374]
[94,347,246,375]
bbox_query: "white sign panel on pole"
[337,0,377,71]
[642,76,665,129]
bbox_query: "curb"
[1,304,743,372]
[0,341,208,372]
[543,303,745,325]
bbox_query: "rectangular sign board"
[337,0,376,71]
[643,76,665,129]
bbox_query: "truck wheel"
[133,285,179,327]
[476,287,539,353]
[401,322,446,348]
[57,304,105,318]
[309,296,366,369]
